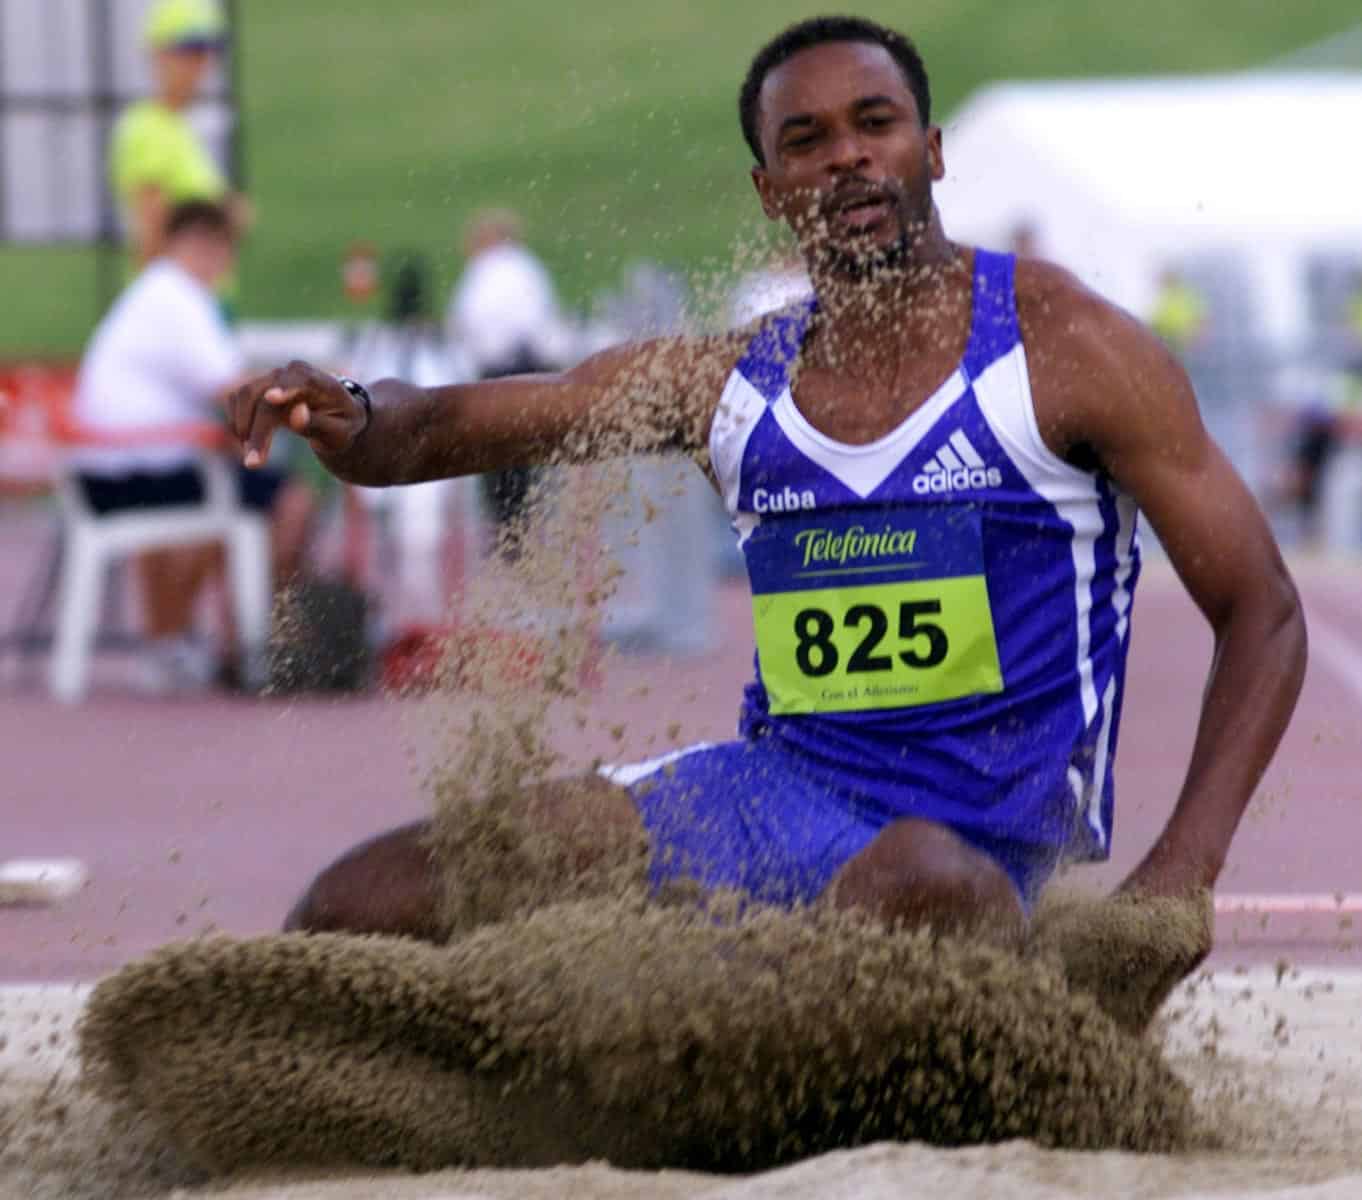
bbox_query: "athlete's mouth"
[822,184,897,233]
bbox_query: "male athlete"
[230,17,1305,956]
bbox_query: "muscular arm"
[1020,262,1307,898]
[230,333,742,488]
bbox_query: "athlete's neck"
[805,227,971,381]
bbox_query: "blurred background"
[2,2,1361,977]
[1,2,1358,347]
[3,2,1360,544]
[0,0,1356,683]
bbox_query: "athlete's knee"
[283,863,352,935]
[282,821,445,942]
[830,818,1025,944]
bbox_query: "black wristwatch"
[334,375,373,436]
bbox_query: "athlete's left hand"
[1116,846,1216,981]
[1032,889,1213,1034]
[227,361,368,467]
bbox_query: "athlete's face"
[751,42,943,277]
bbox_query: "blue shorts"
[602,737,1055,910]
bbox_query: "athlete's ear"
[751,166,783,222]
[927,125,945,183]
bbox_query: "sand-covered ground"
[5,459,1361,1200]
[3,963,1359,1200]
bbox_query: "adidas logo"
[911,429,1003,495]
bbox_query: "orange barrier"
[0,360,226,473]
[0,361,78,430]
[0,362,76,494]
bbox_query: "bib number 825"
[793,600,948,678]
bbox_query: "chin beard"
[817,230,913,281]
[812,198,935,284]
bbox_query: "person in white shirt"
[446,209,573,376]
[446,210,575,553]
[71,200,272,689]
[346,253,472,627]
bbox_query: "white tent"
[934,72,1362,350]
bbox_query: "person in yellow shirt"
[1148,267,1208,357]
[109,0,251,271]
[1348,285,1362,350]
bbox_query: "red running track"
[3,552,1359,981]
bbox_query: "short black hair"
[164,199,233,241]
[739,16,931,166]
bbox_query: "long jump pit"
[2,890,1360,1200]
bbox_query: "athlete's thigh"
[519,771,649,866]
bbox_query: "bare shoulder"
[1012,257,1199,462]
[1013,258,1153,371]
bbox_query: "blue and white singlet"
[707,248,1140,867]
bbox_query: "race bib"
[747,505,1003,715]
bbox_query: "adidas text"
[911,466,1003,495]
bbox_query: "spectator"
[1149,267,1209,357]
[445,209,574,374]
[596,263,720,657]
[69,201,293,691]
[446,210,575,554]
[1007,220,1041,259]
[346,253,471,626]
[109,0,252,274]
[1346,276,1362,358]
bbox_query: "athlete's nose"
[823,126,871,176]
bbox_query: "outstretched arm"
[1022,264,1307,899]
[227,334,738,488]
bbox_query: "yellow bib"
[748,506,1003,715]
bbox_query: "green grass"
[3,0,1357,356]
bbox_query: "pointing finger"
[243,401,279,468]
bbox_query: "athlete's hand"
[1029,890,1213,1035]
[227,361,368,467]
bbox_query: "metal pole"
[224,0,245,191]
[0,0,10,243]
[92,0,119,318]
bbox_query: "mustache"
[817,178,902,220]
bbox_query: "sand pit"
[3,962,1361,1199]
[74,897,1193,1170]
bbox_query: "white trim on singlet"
[970,341,1107,728]
[598,742,715,787]
[1085,675,1120,849]
[710,370,769,515]
[769,369,970,499]
[972,338,1142,855]
[1112,492,1140,645]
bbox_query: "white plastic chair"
[47,442,271,704]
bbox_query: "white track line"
[1215,893,1362,915]
[1305,604,1362,705]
